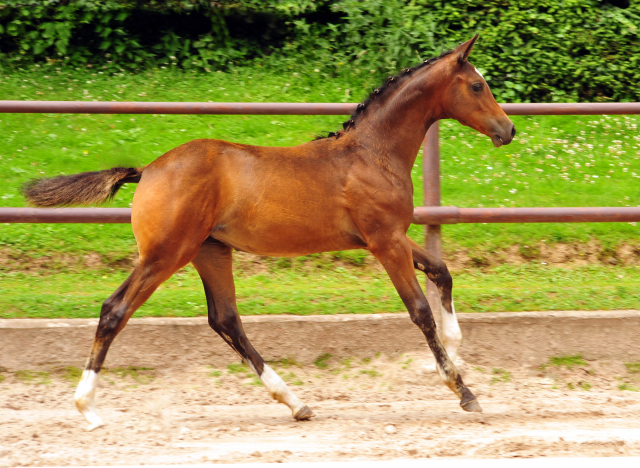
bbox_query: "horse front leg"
[370,234,481,413]
[407,236,462,362]
[191,238,315,421]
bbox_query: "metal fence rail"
[3,206,640,225]
[0,101,355,115]
[2,100,640,115]
[0,208,132,223]
[413,206,640,224]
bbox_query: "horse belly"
[212,215,360,257]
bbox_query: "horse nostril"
[511,125,517,138]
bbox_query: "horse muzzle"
[491,123,516,148]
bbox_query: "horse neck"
[352,67,447,177]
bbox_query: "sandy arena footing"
[2,311,640,465]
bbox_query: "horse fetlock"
[259,364,306,413]
[269,389,285,404]
[74,370,98,405]
[74,370,105,430]
[436,361,467,399]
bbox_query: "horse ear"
[455,34,479,63]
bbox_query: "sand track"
[1,354,640,466]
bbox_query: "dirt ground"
[4,237,640,274]
[1,353,640,466]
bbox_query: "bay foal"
[24,35,515,430]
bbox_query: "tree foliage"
[0,0,639,102]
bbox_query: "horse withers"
[23,35,515,430]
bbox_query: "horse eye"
[472,83,483,92]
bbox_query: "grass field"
[2,264,639,319]
[0,64,639,316]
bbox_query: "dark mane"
[316,50,453,140]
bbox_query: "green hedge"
[1,0,639,102]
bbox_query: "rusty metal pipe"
[412,206,640,224]
[0,101,357,115]
[1,101,640,116]
[0,208,131,223]
[500,102,640,116]
[422,122,442,321]
[2,206,640,224]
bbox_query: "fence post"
[422,121,442,329]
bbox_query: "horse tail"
[22,166,144,207]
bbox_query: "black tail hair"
[22,166,143,207]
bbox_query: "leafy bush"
[0,0,639,102]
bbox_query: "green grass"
[578,381,592,391]
[271,357,301,369]
[104,366,154,384]
[14,370,51,385]
[0,66,639,259]
[0,66,376,260]
[1,65,640,317]
[226,361,263,385]
[1,263,640,319]
[226,362,249,375]
[618,383,639,392]
[313,353,333,369]
[624,362,640,374]
[439,116,640,250]
[277,370,303,386]
[490,367,512,384]
[59,365,83,384]
[544,355,588,370]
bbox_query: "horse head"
[439,35,516,147]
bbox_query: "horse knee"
[428,263,453,311]
[426,261,451,288]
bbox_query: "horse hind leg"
[408,236,462,361]
[74,255,195,430]
[191,238,315,421]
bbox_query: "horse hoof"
[461,398,482,413]
[293,405,316,421]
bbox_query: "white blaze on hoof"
[74,370,104,431]
[259,364,311,419]
[441,299,462,361]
